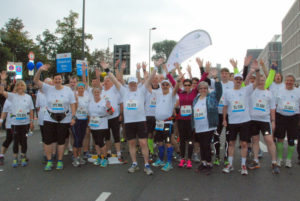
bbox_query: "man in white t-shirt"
[222,60,259,175]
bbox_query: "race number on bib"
[282,101,295,113]
[253,99,266,112]
[231,100,245,112]
[89,116,100,128]
[52,100,64,111]
[76,107,88,119]
[149,97,156,108]
[155,120,164,131]
[218,96,225,107]
[194,109,205,120]
[15,109,27,120]
[180,105,192,116]
[126,100,138,110]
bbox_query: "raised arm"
[136,63,142,84]
[242,55,252,81]
[264,62,277,89]
[0,71,8,88]
[230,59,239,74]
[186,65,192,79]
[244,59,259,88]
[259,59,268,77]
[101,61,121,91]
[33,64,50,89]
[142,62,149,80]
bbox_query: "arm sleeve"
[264,69,276,89]
[166,73,176,87]
[215,82,223,102]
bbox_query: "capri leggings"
[2,129,13,148]
[91,129,110,148]
[11,125,29,154]
[177,119,193,159]
[72,119,88,148]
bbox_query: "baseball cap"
[128,77,138,83]
[234,74,243,79]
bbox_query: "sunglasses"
[199,87,208,90]
[184,84,191,87]
[162,84,169,86]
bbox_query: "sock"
[272,160,277,164]
[254,158,259,163]
[228,156,233,166]
[117,151,121,157]
[287,145,295,160]
[132,162,137,166]
[107,150,112,154]
[58,160,62,162]
[148,139,154,154]
[202,161,207,166]
[241,157,246,166]
[144,163,149,167]
[276,142,284,159]
[158,146,165,161]
[167,147,173,163]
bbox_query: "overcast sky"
[0,0,295,76]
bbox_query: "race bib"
[232,100,245,112]
[218,96,225,107]
[180,105,192,116]
[89,116,100,128]
[15,109,28,120]
[126,100,138,110]
[194,108,205,120]
[155,120,164,131]
[76,107,88,120]
[149,97,156,108]
[52,100,64,111]
[253,99,266,112]
[282,101,295,113]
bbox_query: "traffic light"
[113,44,130,75]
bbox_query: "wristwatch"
[72,115,77,120]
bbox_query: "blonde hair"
[15,80,27,92]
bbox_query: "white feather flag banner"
[166,30,212,72]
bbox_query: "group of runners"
[0,56,299,176]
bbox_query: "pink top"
[167,72,208,120]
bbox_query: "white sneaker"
[222,164,234,173]
[277,159,283,167]
[128,164,140,173]
[241,165,248,175]
[72,158,80,167]
[285,159,292,168]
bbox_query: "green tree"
[151,40,177,61]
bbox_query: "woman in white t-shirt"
[88,87,113,168]
[34,65,76,171]
[0,80,34,168]
[71,82,90,167]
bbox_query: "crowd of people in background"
[0,56,299,176]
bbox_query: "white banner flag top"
[166,30,212,72]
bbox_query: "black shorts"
[125,121,147,140]
[228,121,251,142]
[146,116,156,134]
[43,121,70,145]
[250,120,272,136]
[154,123,173,143]
[217,114,228,134]
[108,116,120,143]
[274,113,298,140]
[40,125,45,143]
[91,129,109,148]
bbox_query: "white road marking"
[259,141,268,152]
[95,192,111,201]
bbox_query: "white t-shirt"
[218,81,234,114]
[76,94,90,120]
[42,83,76,123]
[224,84,254,124]
[119,85,147,123]
[250,89,275,122]
[145,87,162,117]
[88,98,109,130]
[269,82,284,98]
[7,93,34,126]
[101,85,121,120]
[193,97,216,133]
[36,90,47,126]
[2,100,12,129]
[154,90,176,124]
[276,87,300,116]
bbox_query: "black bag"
[48,110,68,122]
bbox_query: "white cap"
[234,74,243,79]
[161,79,170,85]
[128,77,138,83]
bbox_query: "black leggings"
[12,125,29,154]
[195,130,214,163]
[213,114,229,159]
[91,129,109,148]
[177,119,193,159]
[2,129,13,148]
[72,119,88,148]
[297,127,300,160]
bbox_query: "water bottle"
[26,131,33,137]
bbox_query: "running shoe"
[44,161,53,171]
[83,151,92,159]
[272,163,280,174]
[161,162,173,172]
[213,158,220,166]
[79,157,86,165]
[42,155,47,164]
[63,149,69,156]
[192,153,201,163]
[248,160,260,170]
[186,160,192,169]
[241,165,248,175]
[100,158,108,168]
[12,159,18,168]
[128,164,140,173]
[222,164,233,173]
[277,159,283,167]
[197,163,207,172]
[149,154,156,163]
[72,158,80,167]
[178,159,186,168]
[118,156,127,164]
[152,159,165,167]
[144,164,153,175]
[21,157,27,167]
[56,161,64,170]
[173,152,181,162]
[285,159,292,168]
[224,159,229,166]
[93,158,101,166]
[0,156,4,166]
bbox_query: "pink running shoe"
[178,159,186,168]
[186,160,192,169]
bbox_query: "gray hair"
[285,74,295,82]
[197,81,209,90]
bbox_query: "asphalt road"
[0,128,300,201]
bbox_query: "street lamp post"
[82,0,86,60]
[149,27,157,72]
[108,37,112,50]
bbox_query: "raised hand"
[259,59,265,67]
[100,61,109,69]
[251,59,259,71]
[154,58,165,67]
[229,59,237,68]
[142,62,147,71]
[186,65,192,74]
[114,59,120,69]
[121,60,126,69]
[196,57,203,67]
[270,62,278,70]
[205,61,211,73]
[177,73,185,82]
[174,62,180,69]
[244,55,253,67]
[40,64,50,71]
[95,68,101,77]
[162,64,168,74]
[136,63,141,70]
